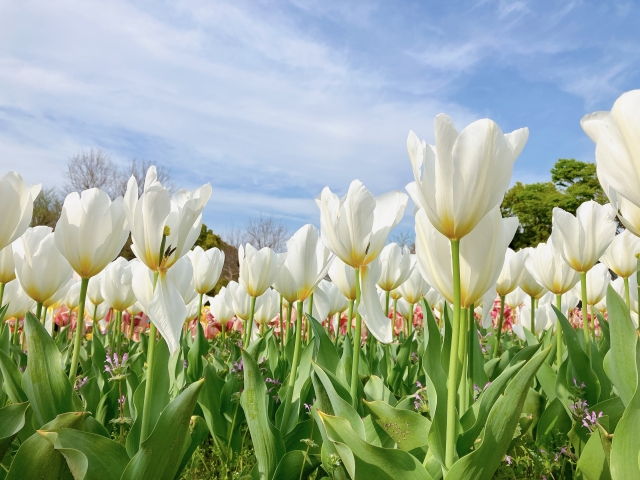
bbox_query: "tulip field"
[1,91,640,480]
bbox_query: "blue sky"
[0,0,638,238]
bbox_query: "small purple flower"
[183,359,188,369]
[504,455,512,465]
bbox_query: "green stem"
[624,277,631,310]
[128,309,135,341]
[198,293,203,324]
[279,294,284,348]
[306,293,314,344]
[350,267,362,409]
[393,298,398,338]
[68,278,89,382]
[245,296,256,346]
[36,302,43,322]
[140,232,167,446]
[530,295,536,334]
[115,310,122,358]
[0,282,4,335]
[493,295,506,358]
[580,272,590,357]
[445,239,461,470]
[385,291,390,317]
[408,303,414,336]
[556,294,563,367]
[281,300,304,430]
[347,300,354,339]
[286,301,292,346]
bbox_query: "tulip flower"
[581,90,640,211]
[479,287,497,329]
[101,258,137,313]
[397,256,430,334]
[124,167,211,445]
[3,279,35,339]
[425,288,444,315]
[210,286,234,341]
[323,280,348,324]
[493,248,528,350]
[527,242,580,296]
[188,245,224,324]
[327,257,357,336]
[87,273,105,306]
[571,263,611,307]
[0,244,16,307]
[185,294,207,323]
[600,229,640,307]
[13,226,73,318]
[513,303,554,340]
[229,281,252,323]
[0,172,41,252]
[505,287,526,310]
[254,289,279,333]
[550,201,616,352]
[317,179,407,405]
[406,115,527,242]
[376,243,412,315]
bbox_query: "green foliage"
[501,158,606,249]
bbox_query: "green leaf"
[0,402,29,462]
[174,415,210,479]
[197,363,227,443]
[364,375,397,406]
[457,359,529,455]
[364,400,430,452]
[39,428,130,480]
[22,312,81,427]
[444,345,551,480]
[0,348,27,403]
[283,419,322,454]
[240,350,286,480]
[554,305,601,406]
[272,451,321,480]
[187,320,207,383]
[319,412,432,480]
[606,285,638,407]
[577,426,612,480]
[121,379,204,480]
[5,411,88,480]
[536,398,572,448]
[536,362,557,402]
[311,362,364,439]
[310,315,340,373]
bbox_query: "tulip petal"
[358,263,392,344]
[147,272,187,355]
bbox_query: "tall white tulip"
[571,263,611,307]
[3,279,35,340]
[581,90,640,211]
[551,201,616,353]
[13,226,73,309]
[415,207,517,309]
[505,287,526,310]
[527,241,580,296]
[0,244,15,308]
[376,243,412,314]
[406,115,528,242]
[101,258,137,312]
[210,286,234,340]
[519,260,547,300]
[600,229,640,308]
[0,172,41,252]
[167,256,197,306]
[87,273,105,307]
[229,281,253,322]
[188,246,225,295]
[323,280,349,318]
[495,248,528,297]
[397,256,430,327]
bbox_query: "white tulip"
[527,241,579,295]
[0,172,41,251]
[317,180,407,268]
[495,248,528,297]
[167,256,197,305]
[13,226,73,304]
[505,287,526,309]
[54,188,129,279]
[376,243,412,292]
[3,279,36,320]
[327,257,357,301]
[600,229,640,278]
[87,272,105,306]
[406,115,527,241]
[101,258,137,312]
[0,245,16,285]
[188,246,225,295]
[571,263,611,306]
[210,287,235,324]
[397,255,430,305]
[239,243,282,298]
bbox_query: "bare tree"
[391,231,416,253]
[222,224,244,249]
[31,187,64,228]
[239,215,289,253]
[115,158,175,197]
[64,149,119,197]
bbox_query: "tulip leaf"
[283,419,322,454]
[174,415,210,479]
[312,361,364,439]
[444,345,551,480]
[318,412,432,480]
[0,348,27,403]
[197,363,228,443]
[577,426,612,480]
[535,398,572,449]
[5,411,88,480]
[22,312,82,427]
[121,379,204,480]
[0,402,29,462]
[310,315,340,373]
[38,428,130,480]
[239,350,285,480]
[364,375,397,406]
[554,306,601,406]
[187,320,208,382]
[606,285,637,407]
[272,451,322,480]
[457,359,528,455]
[364,400,430,452]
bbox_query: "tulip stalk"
[115,311,122,357]
[68,277,89,382]
[347,300,354,339]
[306,293,314,344]
[530,295,536,334]
[349,268,362,409]
[445,239,462,471]
[579,272,591,357]
[279,294,283,348]
[286,301,292,345]
[556,294,563,367]
[36,302,43,322]
[493,295,506,358]
[281,299,304,429]
[624,277,631,309]
[244,296,256,347]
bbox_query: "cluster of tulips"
[1,90,640,480]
